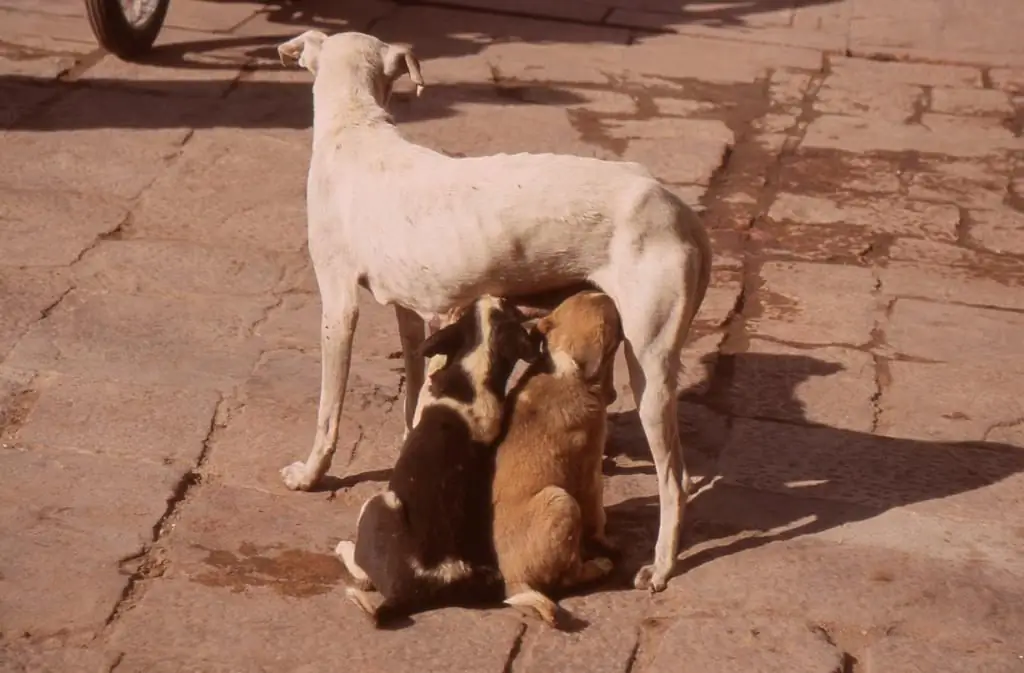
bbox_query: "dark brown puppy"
[492,291,623,626]
[336,295,538,626]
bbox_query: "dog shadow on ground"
[602,351,1024,586]
[1,0,841,131]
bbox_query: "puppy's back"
[392,405,497,565]
[495,370,606,503]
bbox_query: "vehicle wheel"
[85,0,170,60]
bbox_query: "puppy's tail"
[504,589,561,628]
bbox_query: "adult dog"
[277,29,711,592]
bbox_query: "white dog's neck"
[312,73,391,140]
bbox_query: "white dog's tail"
[504,588,561,627]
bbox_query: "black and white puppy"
[336,295,539,626]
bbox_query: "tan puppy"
[492,291,623,627]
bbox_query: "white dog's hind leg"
[622,337,685,593]
[394,305,425,439]
[281,283,360,490]
[604,239,707,593]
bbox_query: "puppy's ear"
[382,43,426,96]
[578,340,607,382]
[418,322,463,359]
[510,325,542,364]
[278,30,328,74]
[531,315,553,337]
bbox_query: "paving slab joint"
[98,393,229,631]
[499,621,528,673]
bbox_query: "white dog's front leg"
[281,285,359,491]
[394,305,425,438]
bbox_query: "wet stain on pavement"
[191,542,343,597]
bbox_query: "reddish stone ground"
[1,0,1023,671]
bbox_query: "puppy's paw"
[591,557,614,575]
[280,462,316,491]
[335,540,373,590]
[587,532,621,558]
[633,563,669,593]
[345,587,378,623]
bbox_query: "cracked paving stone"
[905,156,1010,209]
[879,360,1024,445]
[0,267,71,360]
[151,483,357,579]
[400,94,620,161]
[646,615,843,673]
[930,87,1015,116]
[4,290,270,391]
[658,536,1024,654]
[769,70,813,108]
[611,118,734,186]
[205,351,404,498]
[801,114,1023,157]
[623,32,821,84]
[77,27,255,98]
[717,417,1024,524]
[879,262,1024,311]
[0,444,185,638]
[828,56,982,88]
[73,240,286,297]
[0,81,54,128]
[517,591,649,673]
[0,89,204,199]
[0,188,130,266]
[969,207,1024,256]
[886,298,1024,372]
[722,339,876,432]
[13,375,220,468]
[768,192,959,242]
[776,150,902,195]
[253,291,401,359]
[815,76,921,122]
[863,635,1021,672]
[885,237,1003,270]
[106,530,525,673]
[748,262,876,346]
[129,130,310,252]
[0,642,115,673]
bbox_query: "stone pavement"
[2,0,1024,671]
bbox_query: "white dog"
[276,30,712,592]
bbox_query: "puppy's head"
[533,292,623,404]
[278,30,425,104]
[419,296,539,399]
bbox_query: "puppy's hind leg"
[281,281,360,491]
[501,486,584,628]
[394,305,426,439]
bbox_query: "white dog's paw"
[633,563,670,593]
[280,462,316,491]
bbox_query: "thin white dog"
[276,30,712,592]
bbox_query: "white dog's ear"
[382,43,426,96]
[278,30,328,74]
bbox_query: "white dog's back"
[312,130,687,316]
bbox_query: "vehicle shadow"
[602,351,1024,585]
[1,0,841,131]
